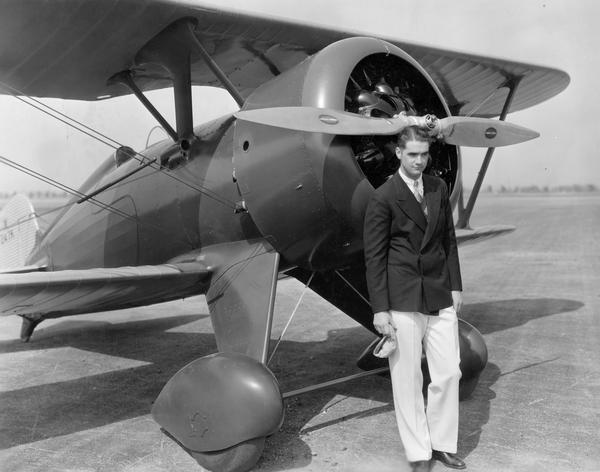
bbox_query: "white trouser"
[388,307,461,462]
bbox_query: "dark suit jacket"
[363,172,462,315]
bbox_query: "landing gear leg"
[152,240,282,471]
[20,315,43,342]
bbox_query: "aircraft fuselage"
[28,114,260,271]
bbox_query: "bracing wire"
[0,197,72,233]
[0,155,136,223]
[0,154,193,244]
[13,93,235,208]
[267,271,316,366]
[334,270,371,306]
[0,81,237,209]
[464,86,503,118]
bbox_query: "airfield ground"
[0,193,598,472]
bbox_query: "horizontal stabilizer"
[0,262,211,318]
[455,225,515,245]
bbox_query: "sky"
[0,0,598,194]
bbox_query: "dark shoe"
[409,460,431,472]
[432,450,466,469]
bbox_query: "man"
[363,126,465,471]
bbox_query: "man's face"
[396,140,430,180]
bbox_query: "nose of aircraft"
[233,118,371,271]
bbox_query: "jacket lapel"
[392,173,427,232]
[421,176,441,249]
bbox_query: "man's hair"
[396,126,431,150]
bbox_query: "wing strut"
[108,18,245,153]
[109,71,178,142]
[189,29,245,107]
[109,19,199,156]
[136,19,196,143]
[456,76,523,229]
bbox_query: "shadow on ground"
[0,297,584,470]
[460,298,583,335]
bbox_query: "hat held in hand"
[373,335,396,358]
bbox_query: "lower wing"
[0,263,210,318]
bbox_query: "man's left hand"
[452,291,463,313]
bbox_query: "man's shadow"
[458,361,499,458]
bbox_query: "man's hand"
[373,311,394,337]
[452,291,463,314]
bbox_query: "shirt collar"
[398,167,423,191]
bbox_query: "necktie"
[413,180,428,219]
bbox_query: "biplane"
[0,1,569,471]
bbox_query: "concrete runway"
[1,193,598,472]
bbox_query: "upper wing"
[0,262,210,318]
[0,0,568,117]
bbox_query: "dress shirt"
[399,168,424,202]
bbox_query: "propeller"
[234,107,539,147]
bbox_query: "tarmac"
[0,193,598,472]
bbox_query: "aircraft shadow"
[0,312,379,452]
[459,298,583,335]
[0,296,583,470]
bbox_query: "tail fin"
[0,194,40,270]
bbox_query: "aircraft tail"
[0,194,40,270]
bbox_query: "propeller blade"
[234,107,539,147]
[438,116,539,147]
[235,107,406,135]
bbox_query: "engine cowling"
[233,37,459,271]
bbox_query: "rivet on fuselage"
[295,184,303,190]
